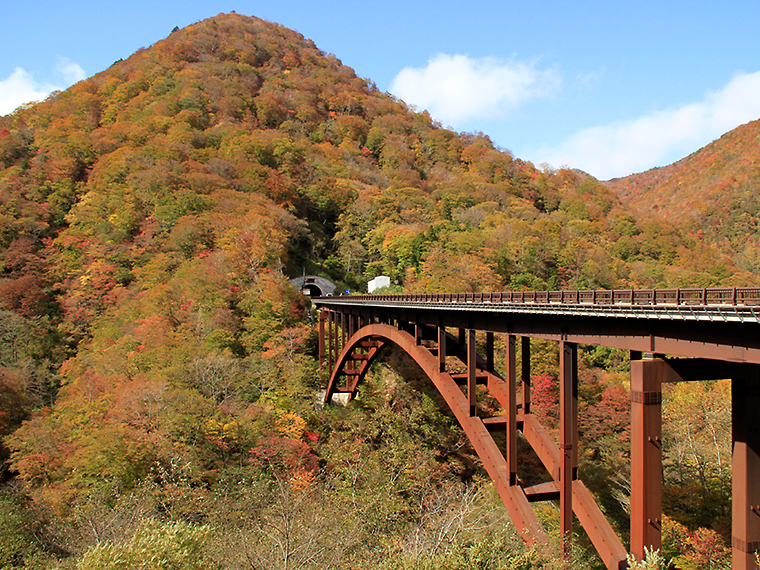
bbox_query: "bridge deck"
[315,287,760,364]
[316,295,760,323]
[315,287,760,569]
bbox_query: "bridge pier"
[630,358,664,561]
[560,341,579,556]
[732,376,760,570]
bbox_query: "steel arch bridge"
[314,288,760,570]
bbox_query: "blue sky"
[3,0,760,180]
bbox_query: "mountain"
[606,119,760,273]
[0,12,752,568]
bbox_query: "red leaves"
[248,435,318,474]
[530,373,558,417]
[0,274,46,317]
[304,431,319,442]
[665,518,732,569]
[581,384,631,443]
[262,326,311,359]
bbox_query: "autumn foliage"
[0,11,751,569]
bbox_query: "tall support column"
[560,340,578,555]
[505,334,517,485]
[732,376,760,570]
[347,314,354,339]
[630,358,664,561]
[486,332,495,373]
[467,329,477,417]
[521,336,531,414]
[327,311,334,376]
[318,310,325,378]
[344,314,354,377]
[438,324,447,373]
[341,312,347,348]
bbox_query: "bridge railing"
[329,287,760,307]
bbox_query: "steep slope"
[0,12,750,568]
[0,13,750,490]
[606,119,760,272]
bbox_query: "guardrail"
[320,287,760,307]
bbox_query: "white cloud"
[389,53,560,124]
[0,58,86,116]
[0,68,55,115]
[533,70,760,180]
[56,57,87,85]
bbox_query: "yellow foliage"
[274,411,306,440]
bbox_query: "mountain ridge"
[606,118,760,251]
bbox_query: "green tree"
[76,519,215,570]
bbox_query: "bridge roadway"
[313,288,760,570]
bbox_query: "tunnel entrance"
[288,276,337,297]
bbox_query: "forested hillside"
[0,12,750,569]
[606,118,760,276]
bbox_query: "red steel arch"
[324,323,629,567]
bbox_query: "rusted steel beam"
[630,358,664,561]
[572,481,630,570]
[560,341,578,555]
[467,329,477,417]
[450,372,488,385]
[318,310,325,377]
[664,358,760,382]
[732,375,760,570]
[506,334,517,486]
[520,413,561,481]
[341,312,346,352]
[327,310,334,375]
[438,324,447,373]
[524,481,560,502]
[482,415,507,431]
